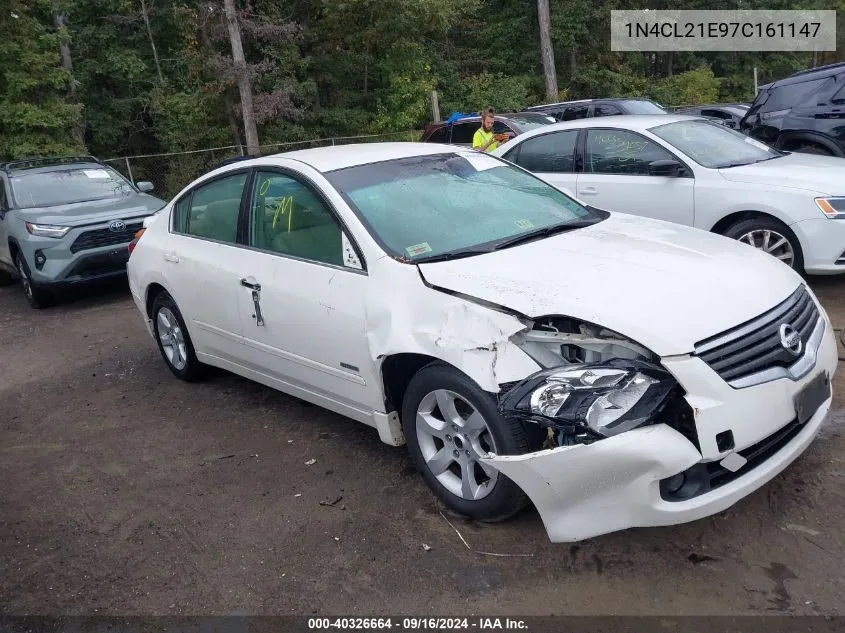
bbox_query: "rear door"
[163,170,250,363]
[575,127,695,225]
[503,129,580,196]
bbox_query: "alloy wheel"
[737,229,795,268]
[157,307,188,371]
[415,389,499,501]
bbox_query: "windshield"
[649,119,782,168]
[326,152,601,262]
[624,100,667,114]
[9,166,136,208]
[506,114,558,131]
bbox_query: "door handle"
[164,253,179,263]
[240,277,261,291]
[579,186,598,195]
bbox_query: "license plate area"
[794,372,830,425]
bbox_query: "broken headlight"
[499,358,677,439]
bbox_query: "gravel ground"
[1,276,844,616]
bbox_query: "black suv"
[524,98,667,121]
[740,62,845,156]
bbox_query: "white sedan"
[492,114,845,274]
[127,143,837,542]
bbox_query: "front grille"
[694,286,819,385]
[70,222,143,254]
[660,415,808,501]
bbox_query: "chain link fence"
[103,130,421,200]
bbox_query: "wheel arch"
[380,352,454,417]
[709,210,789,235]
[776,132,844,156]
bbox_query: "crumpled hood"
[14,193,165,226]
[718,153,845,196]
[417,213,803,356]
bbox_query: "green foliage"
[0,0,84,159]
[3,0,844,167]
[652,66,722,107]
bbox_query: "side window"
[585,129,676,176]
[513,131,579,173]
[0,179,8,210]
[561,105,589,121]
[449,122,477,145]
[701,109,730,119]
[762,78,830,112]
[173,195,191,233]
[249,171,344,267]
[832,82,845,103]
[179,172,247,243]
[492,120,513,135]
[426,127,448,143]
[594,104,622,117]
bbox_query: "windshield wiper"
[413,246,495,264]
[492,219,600,251]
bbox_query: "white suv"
[127,143,837,542]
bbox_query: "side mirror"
[136,181,155,193]
[649,159,683,177]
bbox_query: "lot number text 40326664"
[307,618,529,631]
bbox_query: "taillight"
[128,227,146,256]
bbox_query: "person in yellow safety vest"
[472,106,511,152]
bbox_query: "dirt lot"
[1,276,845,617]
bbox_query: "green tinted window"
[250,171,343,266]
[183,173,246,243]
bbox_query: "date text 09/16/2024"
[307,618,529,631]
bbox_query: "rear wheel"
[401,363,531,522]
[151,291,204,381]
[723,217,804,272]
[15,252,52,309]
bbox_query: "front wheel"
[151,291,204,382]
[15,252,52,309]
[723,217,804,272]
[402,363,531,522]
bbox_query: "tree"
[0,0,84,159]
[537,0,557,101]
[222,0,259,156]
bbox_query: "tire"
[723,217,804,273]
[15,252,53,309]
[151,291,204,382]
[401,362,531,522]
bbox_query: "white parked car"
[127,143,837,542]
[492,114,845,274]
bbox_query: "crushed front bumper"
[483,316,838,543]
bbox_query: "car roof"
[4,162,105,176]
[431,111,551,125]
[255,142,466,173]
[767,61,845,87]
[525,98,655,109]
[498,114,703,143]
[1,156,104,174]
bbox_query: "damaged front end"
[500,316,696,450]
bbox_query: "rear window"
[623,100,667,114]
[761,77,833,112]
[505,114,557,131]
[9,166,135,208]
[425,127,449,143]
